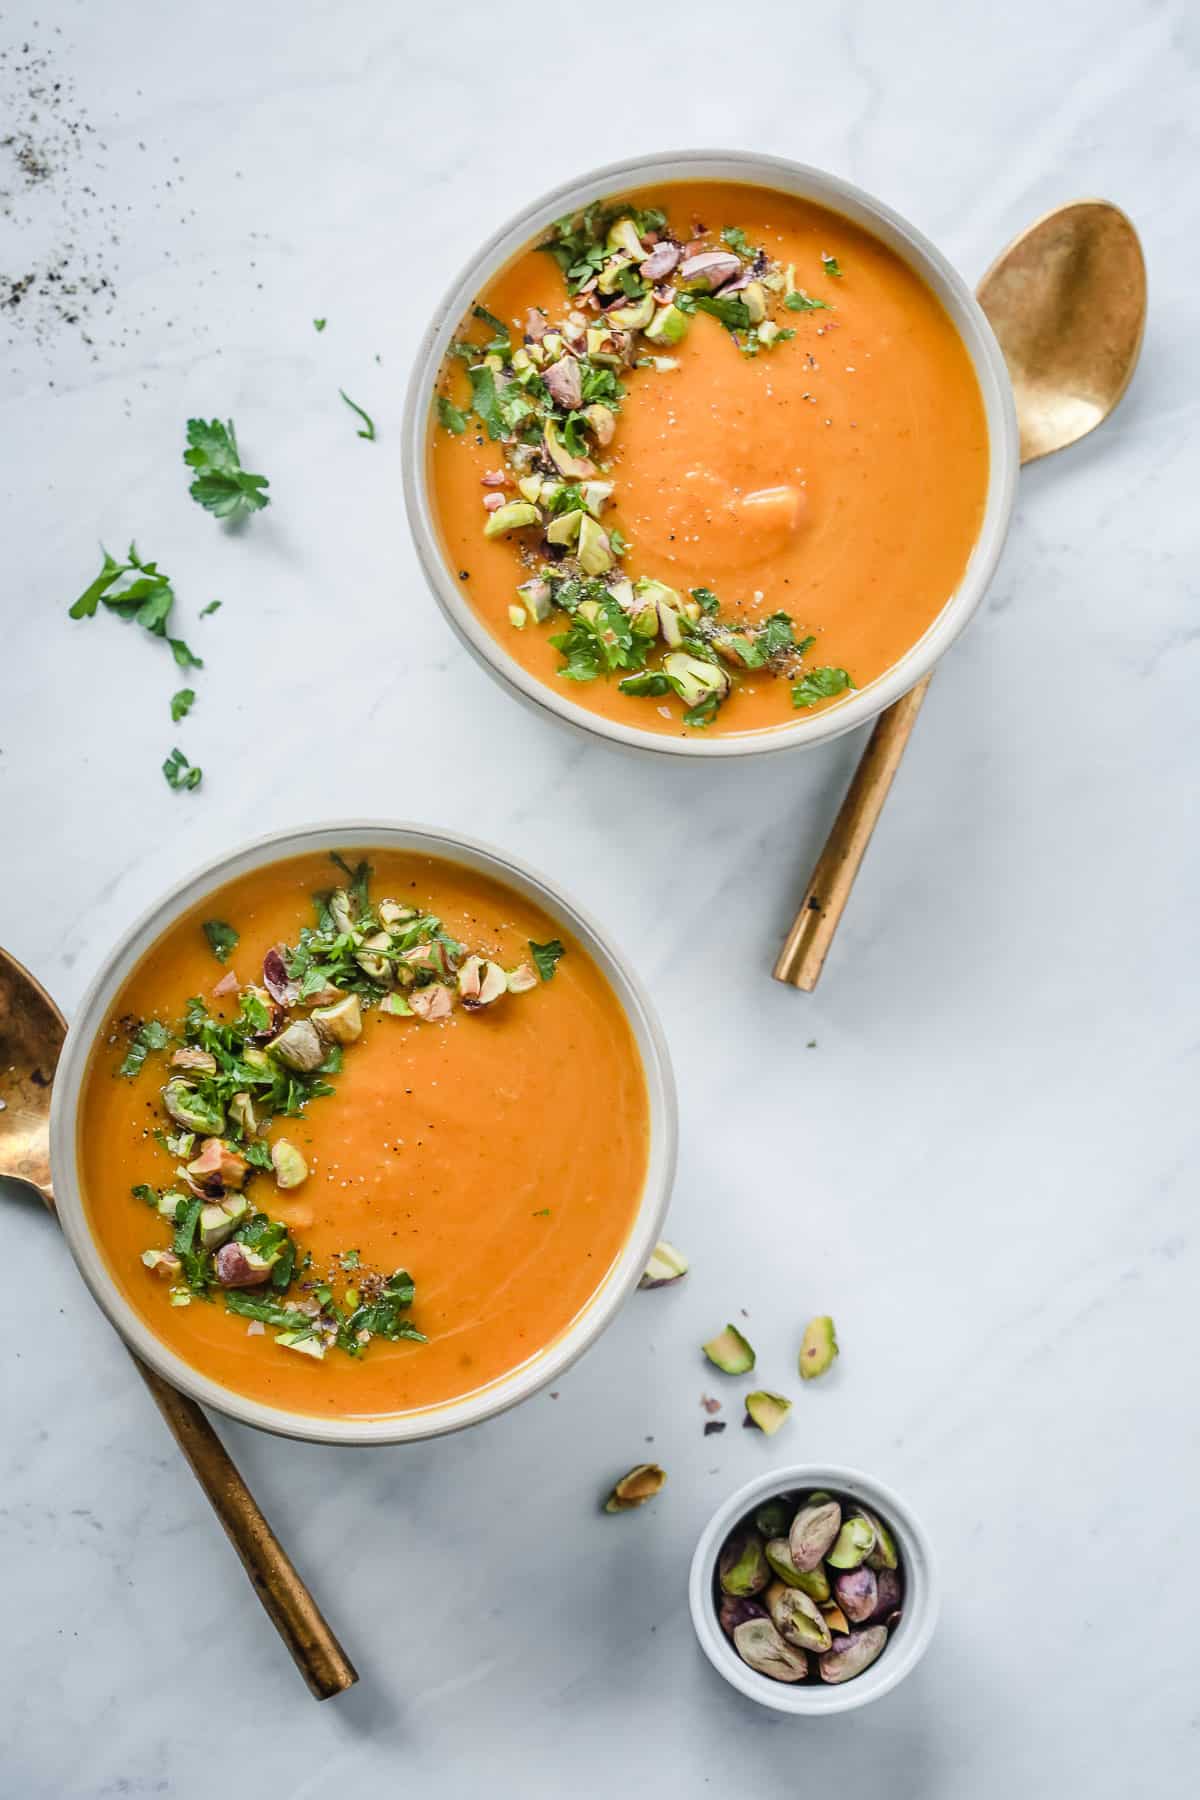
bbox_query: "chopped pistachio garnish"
[435,206,855,727]
[127,853,554,1362]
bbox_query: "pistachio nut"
[818,1625,888,1684]
[788,1498,842,1573]
[832,1564,878,1624]
[827,1514,877,1570]
[764,1539,830,1602]
[718,1529,769,1597]
[732,1618,808,1683]
[754,1498,793,1540]
[603,1463,666,1513]
[638,1239,689,1289]
[766,1581,833,1653]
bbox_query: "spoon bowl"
[976,199,1146,464]
[0,948,64,1202]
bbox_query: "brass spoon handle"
[129,1353,358,1700]
[773,677,931,989]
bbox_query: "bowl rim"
[402,145,1019,759]
[48,820,677,1446]
[688,1462,940,1715]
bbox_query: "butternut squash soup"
[77,850,649,1420]
[429,180,989,738]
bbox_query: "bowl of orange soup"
[403,150,1018,755]
[48,824,675,1444]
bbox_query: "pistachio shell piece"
[819,1625,888,1684]
[603,1463,666,1513]
[732,1618,808,1683]
[764,1540,831,1602]
[744,1390,791,1435]
[832,1564,879,1624]
[638,1239,689,1289]
[702,1323,755,1375]
[718,1529,770,1597]
[799,1314,839,1379]
[788,1498,842,1573]
[765,1581,833,1652]
[827,1514,877,1569]
[821,1601,850,1635]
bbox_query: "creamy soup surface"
[430,180,989,737]
[78,851,649,1419]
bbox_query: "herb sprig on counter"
[184,419,271,521]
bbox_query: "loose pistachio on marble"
[603,1463,666,1513]
[638,1239,689,1289]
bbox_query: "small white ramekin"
[49,822,676,1446]
[689,1465,939,1715]
[402,148,1019,759]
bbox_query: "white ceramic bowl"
[49,822,677,1446]
[689,1465,939,1715]
[403,148,1019,759]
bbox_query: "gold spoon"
[773,199,1147,989]
[0,945,358,1700]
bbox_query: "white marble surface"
[2,1,1197,1793]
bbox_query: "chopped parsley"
[162,747,202,791]
[119,1018,170,1078]
[202,919,239,963]
[170,688,195,722]
[721,226,759,259]
[339,389,376,441]
[530,939,565,981]
[199,600,222,618]
[183,418,270,521]
[792,667,856,708]
[821,253,843,278]
[313,318,327,331]
[785,290,832,313]
[437,394,467,435]
[69,544,203,674]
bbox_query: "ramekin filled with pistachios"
[688,1466,938,1715]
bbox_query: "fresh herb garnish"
[313,317,326,331]
[678,291,752,331]
[339,389,376,441]
[690,587,721,616]
[821,253,843,278]
[530,939,565,981]
[170,687,195,722]
[792,666,855,708]
[183,419,271,521]
[437,394,467,435]
[785,290,832,313]
[119,1019,170,1079]
[618,671,671,698]
[162,747,202,791]
[683,694,722,729]
[199,599,222,617]
[721,226,758,258]
[202,919,239,963]
[69,544,203,675]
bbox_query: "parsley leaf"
[183,419,271,521]
[70,546,197,678]
[202,919,239,963]
[721,226,758,258]
[118,1018,170,1078]
[437,394,467,435]
[199,600,222,617]
[679,292,751,331]
[530,939,565,982]
[163,746,202,791]
[690,587,721,616]
[313,317,327,331]
[467,364,505,440]
[472,304,510,343]
[786,290,832,313]
[169,637,203,670]
[683,694,722,729]
[170,687,195,722]
[339,389,376,440]
[821,253,843,278]
[792,667,856,708]
[618,671,671,697]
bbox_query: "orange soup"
[430,180,989,738]
[78,850,649,1419]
